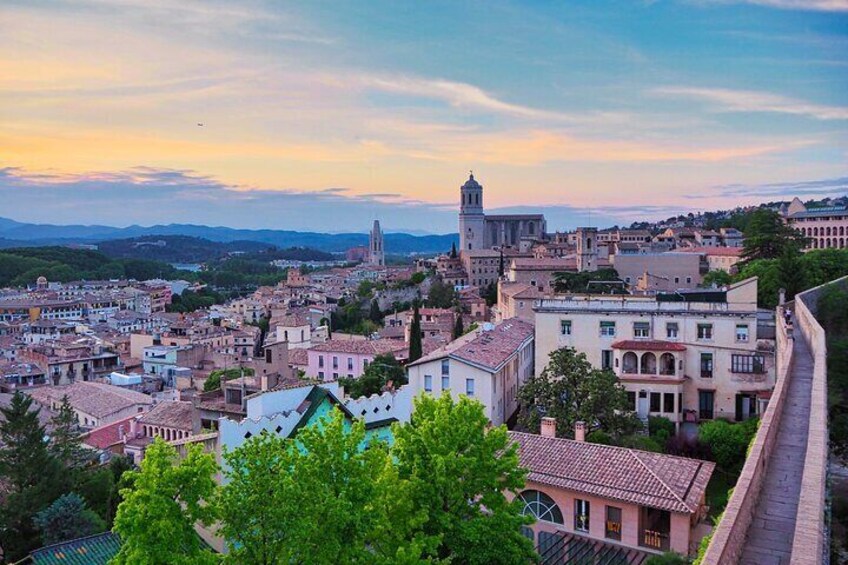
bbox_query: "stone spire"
[369,219,385,266]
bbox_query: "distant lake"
[170,263,203,272]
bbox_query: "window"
[518,490,564,524]
[574,499,590,532]
[634,322,650,338]
[650,392,661,413]
[424,375,432,392]
[441,376,449,390]
[663,393,675,413]
[731,354,765,374]
[666,323,679,339]
[699,390,715,420]
[600,321,616,337]
[736,393,758,421]
[674,277,680,284]
[318,355,324,368]
[601,350,613,370]
[606,506,622,541]
[465,378,475,396]
[560,320,572,336]
[332,356,338,369]
[686,276,692,284]
[627,391,636,410]
[441,359,450,376]
[318,371,324,379]
[735,324,749,342]
[700,353,713,378]
[697,324,713,340]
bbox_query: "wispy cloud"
[686,176,848,199]
[655,86,848,120]
[700,0,848,12]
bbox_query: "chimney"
[540,416,557,438]
[118,424,126,442]
[778,288,786,306]
[575,421,587,442]
[129,417,138,438]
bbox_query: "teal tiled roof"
[31,532,121,565]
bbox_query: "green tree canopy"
[518,347,640,439]
[34,492,106,546]
[552,268,623,294]
[340,353,406,399]
[112,439,219,565]
[392,394,536,564]
[0,392,68,560]
[426,279,456,309]
[49,395,89,469]
[741,208,801,263]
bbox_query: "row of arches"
[800,225,846,237]
[809,237,846,249]
[142,424,189,442]
[622,352,677,376]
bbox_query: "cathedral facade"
[458,173,546,252]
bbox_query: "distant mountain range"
[0,217,458,254]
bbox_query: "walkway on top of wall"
[740,331,814,565]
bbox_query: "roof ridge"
[629,449,692,512]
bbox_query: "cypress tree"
[453,313,464,339]
[409,301,423,362]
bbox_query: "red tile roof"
[82,415,137,449]
[611,340,686,352]
[510,431,714,514]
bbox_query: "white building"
[406,318,534,427]
[533,278,774,427]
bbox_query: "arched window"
[840,226,845,236]
[814,227,819,236]
[641,352,657,374]
[518,490,564,524]
[660,353,676,376]
[622,352,638,374]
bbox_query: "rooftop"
[28,381,152,419]
[611,340,687,352]
[510,431,714,514]
[139,401,194,430]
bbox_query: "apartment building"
[406,319,534,427]
[534,278,774,426]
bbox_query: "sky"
[1,0,846,233]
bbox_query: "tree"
[699,418,758,473]
[452,312,464,340]
[741,208,800,263]
[0,392,68,560]
[498,249,505,278]
[340,353,406,399]
[449,242,457,259]
[34,492,106,546]
[426,279,456,309]
[701,270,732,288]
[219,431,297,564]
[409,302,423,363]
[204,366,254,392]
[777,246,807,301]
[112,439,219,565]
[369,298,383,324]
[50,395,88,469]
[518,347,639,439]
[553,268,623,294]
[392,394,536,563]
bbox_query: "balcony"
[639,507,671,553]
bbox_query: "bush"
[618,435,662,453]
[699,419,758,473]
[665,433,711,460]
[647,552,688,565]
[585,430,614,445]
[648,416,675,445]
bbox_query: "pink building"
[305,339,408,381]
[509,421,714,559]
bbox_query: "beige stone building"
[784,196,848,250]
[612,252,703,291]
[506,257,575,293]
[533,278,774,427]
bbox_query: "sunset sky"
[1,0,846,233]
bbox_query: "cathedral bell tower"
[458,172,485,252]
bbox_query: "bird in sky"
[197,123,204,127]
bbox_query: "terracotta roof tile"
[510,431,714,514]
[611,340,687,352]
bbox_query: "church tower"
[368,220,385,266]
[458,172,486,252]
[576,227,598,272]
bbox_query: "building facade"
[534,278,775,426]
[458,173,546,252]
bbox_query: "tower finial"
[469,169,474,180]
